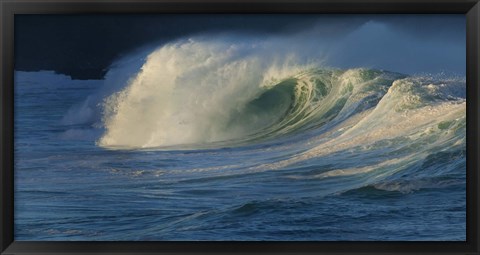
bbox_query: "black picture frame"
[1,0,479,254]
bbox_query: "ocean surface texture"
[14,38,466,241]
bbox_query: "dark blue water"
[14,69,466,241]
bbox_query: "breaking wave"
[84,39,465,153]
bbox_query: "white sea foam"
[97,39,313,148]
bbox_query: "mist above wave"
[55,26,465,150]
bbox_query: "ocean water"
[14,39,466,241]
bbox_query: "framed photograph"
[1,0,479,254]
